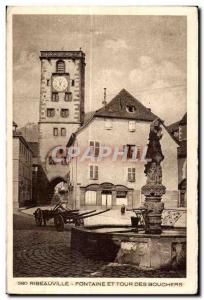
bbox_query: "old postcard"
[7,6,198,295]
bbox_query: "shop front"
[80,182,134,209]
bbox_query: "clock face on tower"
[52,76,68,92]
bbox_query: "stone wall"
[13,136,33,208]
[39,58,84,123]
[38,122,77,181]
[71,226,186,271]
[13,138,19,208]
[38,53,85,182]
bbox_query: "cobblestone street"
[13,213,186,278]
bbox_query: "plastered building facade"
[13,124,33,208]
[67,89,179,210]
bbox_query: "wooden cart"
[33,203,110,231]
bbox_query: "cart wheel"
[34,208,43,226]
[54,215,64,231]
[75,218,84,227]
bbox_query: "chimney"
[102,88,107,106]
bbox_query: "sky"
[13,14,187,128]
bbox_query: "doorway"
[102,191,112,207]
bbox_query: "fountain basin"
[71,225,186,271]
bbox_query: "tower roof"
[179,113,187,126]
[94,89,158,121]
[40,50,85,60]
[167,120,180,134]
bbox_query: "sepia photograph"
[7,6,198,295]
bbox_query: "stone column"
[141,185,165,234]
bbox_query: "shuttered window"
[61,109,69,118]
[52,92,59,102]
[127,168,136,182]
[64,92,72,102]
[90,141,100,157]
[53,128,58,136]
[47,108,55,117]
[90,165,99,180]
[61,128,66,136]
[136,146,141,160]
[56,60,65,73]
[125,145,141,160]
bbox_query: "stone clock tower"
[38,50,85,186]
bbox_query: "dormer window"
[126,105,136,113]
[56,60,65,73]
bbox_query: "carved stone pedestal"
[141,184,166,234]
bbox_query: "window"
[61,128,66,136]
[53,128,58,136]
[47,108,55,117]
[129,121,136,132]
[127,168,136,182]
[64,92,72,102]
[90,165,99,180]
[125,145,141,160]
[90,141,100,157]
[32,166,38,172]
[105,120,112,130]
[125,145,135,159]
[136,146,141,160]
[126,105,136,113]
[47,79,50,86]
[61,109,69,118]
[52,92,59,102]
[85,191,97,205]
[71,80,75,86]
[56,60,65,73]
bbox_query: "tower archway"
[47,176,67,204]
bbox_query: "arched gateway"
[47,176,67,204]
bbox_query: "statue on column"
[141,118,166,234]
